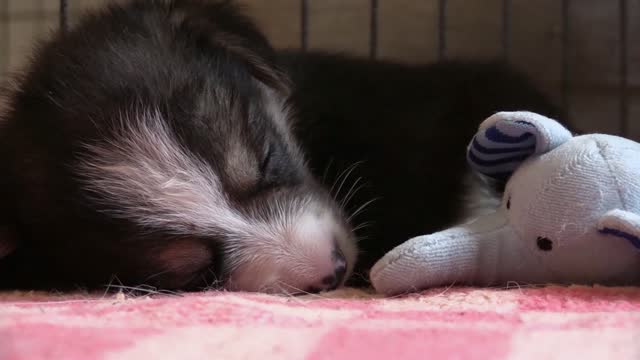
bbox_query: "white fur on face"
[78,108,356,292]
[226,204,357,293]
[79,108,250,235]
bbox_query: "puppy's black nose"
[320,248,347,291]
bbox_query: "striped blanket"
[1,286,639,359]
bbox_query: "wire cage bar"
[59,0,68,33]
[561,0,570,124]
[369,0,378,59]
[438,0,447,60]
[619,0,629,135]
[45,0,632,137]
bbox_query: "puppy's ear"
[208,31,292,95]
[467,111,572,181]
[169,3,291,95]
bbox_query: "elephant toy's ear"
[598,210,640,249]
[467,111,573,180]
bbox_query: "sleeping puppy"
[0,0,560,292]
[0,0,356,293]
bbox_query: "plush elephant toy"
[370,111,640,295]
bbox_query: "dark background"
[1,0,638,139]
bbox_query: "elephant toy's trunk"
[371,210,534,295]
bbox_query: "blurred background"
[1,0,638,139]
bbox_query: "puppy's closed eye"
[259,143,273,178]
[259,141,302,190]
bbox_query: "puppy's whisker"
[321,157,334,185]
[330,161,362,197]
[334,161,363,199]
[348,197,380,223]
[329,167,348,195]
[352,221,373,233]
[340,177,363,209]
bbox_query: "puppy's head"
[79,85,357,294]
[68,1,358,294]
[0,0,357,293]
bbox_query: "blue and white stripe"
[466,120,538,180]
[466,112,573,181]
[599,227,640,249]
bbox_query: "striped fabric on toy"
[466,111,573,180]
[466,120,537,180]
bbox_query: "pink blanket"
[1,286,639,359]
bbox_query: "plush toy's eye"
[506,196,511,210]
[536,237,553,251]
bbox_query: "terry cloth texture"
[1,286,639,360]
